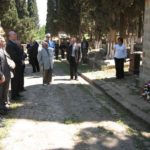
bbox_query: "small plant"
[64,115,80,124]
[141,81,150,102]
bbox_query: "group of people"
[37,35,127,84]
[37,34,83,85]
[0,29,127,115]
[0,31,26,115]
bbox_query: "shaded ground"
[0,61,150,150]
[78,62,150,125]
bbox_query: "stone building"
[140,0,150,84]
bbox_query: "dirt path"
[0,61,150,150]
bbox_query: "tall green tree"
[59,0,81,35]
[0,0,18,33]
[45,0,144,39]
[15,0,29,19]
[15,0,35,42]
[46,0,58,35]
[27,0,39,28]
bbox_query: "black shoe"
[17,94,23,97]
[11,95,23,101]
[20,89,26,92]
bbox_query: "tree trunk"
[119,12,126,38]
[138,14,143,38]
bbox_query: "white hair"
[8,31,16,36]
[45,33,51,37]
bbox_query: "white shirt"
[114,44,127,59]
[71,43,77,57]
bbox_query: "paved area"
[79,64,150,125]
[0,61,150,150]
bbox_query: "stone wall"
[140,0,150,84]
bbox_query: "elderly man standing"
[45,33,55,52]
[0,36,13,114]
[37,41,54,85]
[6,31,23,100]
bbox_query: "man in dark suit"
[60,40,66,59]
[27,41,40,73]
[55,40,59,60]
[67,38,82,80]
[81,37,89,63]
[6,31,23,100]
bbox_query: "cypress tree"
[46,0,58,35]
[15,0,29,19]
[0,0,18,33]
[27,0,39,28]
[15,0,36,42]
[46,0,81,36]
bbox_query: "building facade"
[140,0,150,84]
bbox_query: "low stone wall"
[140,0,150,85]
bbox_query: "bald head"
[8,31,17,41]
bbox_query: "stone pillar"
[140,0,150,85]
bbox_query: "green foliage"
[16,18,35,43]
[34,26,46,40]
[15,0,35,43]
[46,0,57,35]
[46,0,81,36]
[0,0,40,43]
[15,0,29,18]
[27,0,39,28]
[1,0,18,32]
[46,0,144,38]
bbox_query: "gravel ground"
[0,61,150,150]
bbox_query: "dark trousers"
[0,78,10,108]
[55,49,59,60]
[82,48,88,63]
[43,68,53,84]
[31,57,40,72]
[70,57,78,79]
[61,49,65,59]
[11,65,22,98]
[20,65,25,91]
[114,58,125,79]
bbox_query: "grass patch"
[0,117,15,149]
[9,102,24,110]
[54,60,69,74]
[64,114,80,124]
[98,105,112,115]
[78,64,95,73]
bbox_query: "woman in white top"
[114,37,127,79]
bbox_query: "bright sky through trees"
[36,0,47,26]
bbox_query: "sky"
[36,0,47,26]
